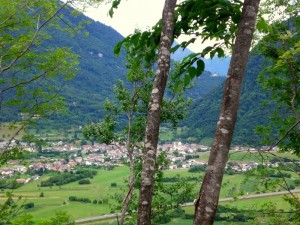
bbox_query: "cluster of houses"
[0,141,281,185]
[0,164,28,178]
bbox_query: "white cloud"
[84,0,164,36]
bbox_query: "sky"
[83,0,203,52]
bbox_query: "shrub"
[153,213,171,224]
[68,196,91,203]
[169,208,185,218]
[40,170,97,187]
[110,182,117,187]
[294,179,300,186]
[78,179,91,185]
[24,202,34,209]
[188,165,206,173]
[183,214,194,219]
[69,196,77,201]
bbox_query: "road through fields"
[75,189,300,224]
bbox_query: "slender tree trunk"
[137,0,177,224]
[193,0,261,224]
[119,148,134,225]
[119,101,135,225]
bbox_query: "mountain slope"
[43,12,227,130]
[0,8,225,132]
[34,10,128,130]
[181,52,274,145]
[171,46,231,76]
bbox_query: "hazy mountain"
[171,45,231,76]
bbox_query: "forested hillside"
[0,6,272,146]
[0,8,225,132]
[37,10,127,130]
[181,52,275,145]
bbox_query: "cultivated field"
[0,122,25,141]
[1,161,299,223]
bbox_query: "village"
[0,140,281,184]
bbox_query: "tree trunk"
[119,150,134,225]
[193,0,261,224]
[137,0,177,224]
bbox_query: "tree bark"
[193,0,261,224]
[119,148,134,225]
[137,0,177,224]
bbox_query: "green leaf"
[196,60,205,76]
[184,74,191,87]
[188,66,197,79]
[256,17,270,33]
[108,8,114,18]
[201,46,213,57]
[114,40,124,56]
[171,44,181,53]
[216,47,225,57]
[174,82,180,93]
[210,51,216,59]
[109,0,121,18]
[131,33,140,46]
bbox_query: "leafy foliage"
[37,211,75,225]
[256,17,300,154]
[0,0,82,164]
[0,192,24,225]
[250,200,299,225]
[0,3,127,133]
[110,153,197,225]
[83,29,192,145]
[112,0,242,93]
[0,0,79,121]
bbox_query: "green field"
[0,166,130,223]
[197,150,300,163]
[0,122,25,141]
[74,195,296,225]
[2,163,299,223]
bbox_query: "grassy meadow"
[0,122,25,141]
[0,166,129,222]
[74,195,297,225]
[1,162,299,223]
[198,150,300,163]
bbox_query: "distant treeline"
[0,178,23,189]
[188,165,207,173]
[162,176,199,182]
[69,196,108,204]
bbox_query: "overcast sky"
[85,0,164,36]
[83,0,204,52]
